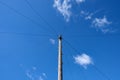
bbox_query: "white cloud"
[32,67,37,71]
[53,0,72,21]
[49,38,55,45]
[92,16,112,33]
[92,16,111,27]
[85,13,93,20]
[76,0,85,4]
[26,71,34,80]
[80,11,114,33]
[39,76,44,80]
[80,10,88,16]
[26,71,46,80]
[80,11,93,20]
[25,67,47,80]
[42,73,47,78]
[80,10,100,20]
[53,0,86,21]
[74,53,93,69]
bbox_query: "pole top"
[58,35,62,40]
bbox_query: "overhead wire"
[63,37,112,80]
[0,1,116,80]
[63,37,89,80]
[63,37,80,54]
[1,0,119,38]
[63,33,120,38]
[0,0,56,36]
[93,65,111,80]
[0,31,56,37]
[24,0,58,36]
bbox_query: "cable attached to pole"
[0,1,55,35]
[24,0,58,36]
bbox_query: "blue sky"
[0,0,120,80]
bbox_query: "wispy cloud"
[80,10,101,20]
[80,10,89,16]
[49,38,55,45]
[76,0,85,4]
[80,10,93,20]
[42,73,47,78]
[26,71,46,80]
[92,16,112,33]
[92,16,111,27]
[80,10,115,33]
[53,0,72,21]
[32,67,37,71]
[74,53,93,69]
[25,67,47,80]
[39,76,44,80]
[53,0,86,21]
[26,71,34,80]
[53,0,116,34]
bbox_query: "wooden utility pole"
[58,35,63,80]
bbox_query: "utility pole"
[58,35,63,80]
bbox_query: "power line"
[24,0,58,35]
[63,33,120,38]
[1,1,119,38]
[0,1,115,80]
[93,65,111,80]
[63,38,83,54]
[63,38,112,80]
[0,31,56,37]
[0,1,55,35]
